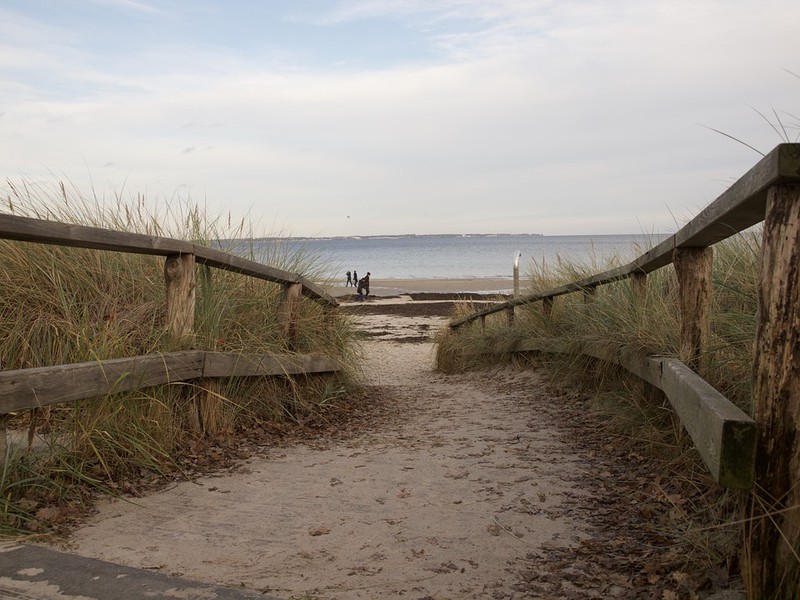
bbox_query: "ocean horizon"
[245,232,670,281]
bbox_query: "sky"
[1,0,799,237]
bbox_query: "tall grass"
[439,233,758,411]
[436,232,762,577]
[0,179,362,535]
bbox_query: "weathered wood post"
[480,315,486,333]
[630,272,647,305]
[164,253,196,345]
[279,282,303,348]
[542,297,553,319]
[164,253,198,430]
[505,306,514,327]
[743,182,800,598]
[673,247,713,376]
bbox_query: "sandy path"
[63,307,593,599]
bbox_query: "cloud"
[86,0,164,15]
[1,1,799,236]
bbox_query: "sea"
[257,233,670,281]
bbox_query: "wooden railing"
[0,214,337,305]
[448,142,800,599]
[449,143,800,492]
[0,214,340,448]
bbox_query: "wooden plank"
[192,245,299,285]
[202,352,339,377]
[504,338,755,488]
[0,352,205,413]
[193,245,337,307]
[451,144,800,330]
[0,213,192,256]
[674,144,800,248]
[659,358,756,489]
[0,350,340,416]
[0,214,337,308]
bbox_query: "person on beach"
[356,272,370,301]
[353,270,358,285]
[345,271,352,287]
[356,278,365,301]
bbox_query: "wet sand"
[327,277,514,298]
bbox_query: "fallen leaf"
[308,526,331,536]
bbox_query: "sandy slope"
[62,307,595,599]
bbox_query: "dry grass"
[0,179,362,535]
[436,232,765,587]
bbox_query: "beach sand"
[53,295,706,599]
[326,277,514,298]
[62,302,590,600]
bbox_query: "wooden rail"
[451,143,800,330]
[0,214,337,306]
[448,143,800,493]
[512,339,756,489]
[0,352,339,414]
[0,214,341,450]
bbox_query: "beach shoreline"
[325,277,514,298]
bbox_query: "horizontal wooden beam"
[191,246,336,306]
[202,352,339,377]
[0,214,337,308]
[0,213,193,255]
[0,352,205,413]
[658,358,756,489]
[0,351,341,414]
[511,339,756,488]
[451,144,800,329]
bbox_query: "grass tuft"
[1,179,362,535]
[437,232,764,586]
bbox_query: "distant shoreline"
[233,232,544,243]
[326,277,514,297]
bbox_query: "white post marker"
[513,252,522,298]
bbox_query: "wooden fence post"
[480,315,486,333]
[630,272,647,304]
[542,297,553,319]
[164,253,198,430]
[279,283,303,348]
[164,253,196,346]
[673,247,713,376]
[743,183,800,598]
[505,306,515,326]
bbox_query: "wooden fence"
[448,143,800,594]
[0,214,340,451]
[449,143,800,489]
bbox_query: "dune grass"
[0,179,362,535]
[436,232,762,581]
